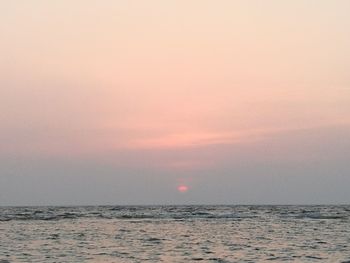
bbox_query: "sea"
[0,205,350,262]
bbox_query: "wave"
[0,205,349,222]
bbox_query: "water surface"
[1,205,350,262]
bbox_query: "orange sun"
[177,185,189,193]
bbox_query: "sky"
[0,0,350,205]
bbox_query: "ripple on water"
[0,205,350,262]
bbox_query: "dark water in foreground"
[1,205,350,262]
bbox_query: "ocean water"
[0,205,350,262]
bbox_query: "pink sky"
[0,1,349,204]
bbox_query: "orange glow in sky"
[0,1,350,205]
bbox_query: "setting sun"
[177,185,189,193]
